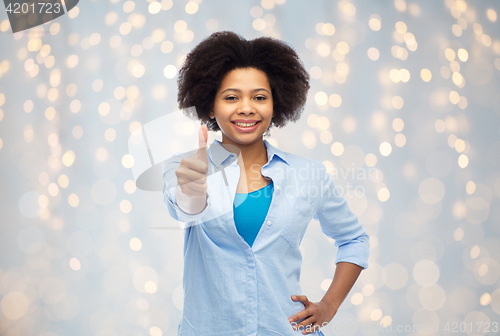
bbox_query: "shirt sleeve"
[162,152,211,224]
[313,164,370,270]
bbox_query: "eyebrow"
[220,88,270,95]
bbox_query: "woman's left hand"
[288,295,337,334]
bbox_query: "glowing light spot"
[68,193,79,207]
[105,11,118,25]
[317,43,331,57]
[1,292,29,320]
[62,150,75,167]
[90,79,103,93]
[380,316,392,327]
[451,72,464,87]
[181,30,194,43]
[369,15,381,31]
[130,237,142,251]
[395,133,406,147]
[120,200,132,213]
[392,96,404,109]
[124,180,137,194]
[72,126,83,139]
[453,228,464,241]
[413,259,440,287]
[307,114,319,128]
[253,18,266,31]
[367,47,380,61]
[363,284,375,296]
[150,326,163,336]
[487,9,497,22]
[379,142,392,156]
[149,1,161,14]
[105,128,116,142]
[394,0,406,12]
[445,48,455,62]
[58,174,69,188]
[470,245,481,259]
[123,1,135,13]
[371,309,383,321]
[458,48,468,62]
[145,281,157,293]
[480,293,491,306]
[132,64,145,78]
[66,55,79,68]
[336,41,349,55]
[250,6,263,18]
[120,22,132,35]
[48,183,59,196]
[329,94,342,107]
[378,188,390,202]
[392,118,404,132]
[452,24,462,37]
[455,139,465,153]
[419,178,445,205]
[95,147,109,162]
[351,293,363,305]
[322,23,335,36]
[98,102,110,116]
[69,258,81,271]
[449,91,460,104]
[458,154,468,168]
[331,142,344,156]
[185,2,199,14]
[163,65,177,79]
[315,91,328,105]
[395,21,407,34]
[302,131,316,149]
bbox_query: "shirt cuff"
[164,184,211,225]
[334,232,370,270]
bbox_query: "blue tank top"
[233,181,273,247]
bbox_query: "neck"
[220,136,268,169]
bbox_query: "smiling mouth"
[231,121,261,127]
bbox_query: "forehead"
[218,67,271,90]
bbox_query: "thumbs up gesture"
[175,125,209,213]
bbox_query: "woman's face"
[210,67,274,147]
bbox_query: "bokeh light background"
[1,0,500,335]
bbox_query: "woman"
[163,31,370,336]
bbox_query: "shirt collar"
[208,138,289,168]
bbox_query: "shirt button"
[276,186,281,191]
[267,221,272,226]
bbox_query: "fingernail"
[288,318,292,323]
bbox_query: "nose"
[238,97,255,114]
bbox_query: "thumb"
[197,124,208,163]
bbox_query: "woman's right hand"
[175,125,209,199]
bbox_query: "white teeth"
[234,122,257,127]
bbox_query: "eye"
[224,96,237,101]
[255,96,267,101]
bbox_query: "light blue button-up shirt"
[162,138,370,336]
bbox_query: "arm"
[319,261,363,313]
[288,164,370,334]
